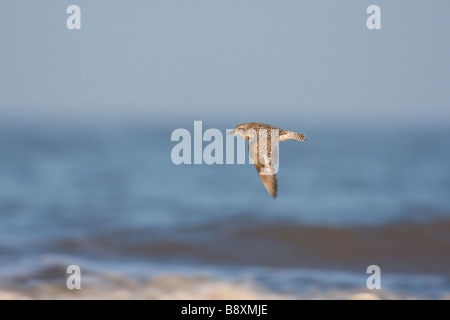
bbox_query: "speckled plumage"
[228,122,306,198]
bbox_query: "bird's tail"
[281,131,306,142]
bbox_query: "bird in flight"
[227,122,306,198]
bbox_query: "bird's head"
[227,123,255,140]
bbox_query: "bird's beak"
[227,130,235,135]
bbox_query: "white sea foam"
[1,268,446,300]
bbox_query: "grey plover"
[227,122,306,198]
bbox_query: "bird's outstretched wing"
[248,143,278,198]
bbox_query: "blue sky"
[0,1,449,125]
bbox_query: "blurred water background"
[0,118,449,299]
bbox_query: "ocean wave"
[42,217,450,275]
[0,266,435,300]
[2,217,450,299]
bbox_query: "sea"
[0,118,449,299]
